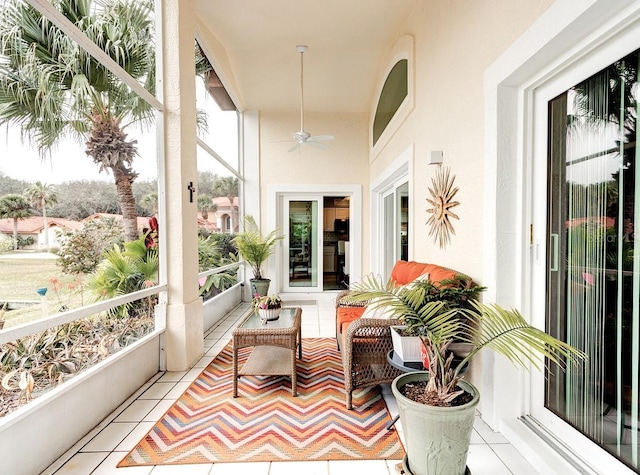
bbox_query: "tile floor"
[43,295,539,475]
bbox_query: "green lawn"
[0,255,86,327]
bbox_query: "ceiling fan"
[288,45,334,152]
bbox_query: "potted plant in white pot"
[233,215,284,296]
[350,275,586,475]
[388,275,486,365]
[252,294,283,323]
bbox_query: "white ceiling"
[194,0,419,113]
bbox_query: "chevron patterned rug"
[119,338,404,466]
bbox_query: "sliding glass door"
[278,192,353,292]
[283,198,321,291]
[382,181,409,279]
[545,48,639,470]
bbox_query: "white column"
[159,0,203,370]
[241,110,260,298]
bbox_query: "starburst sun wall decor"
[426,166,460,248]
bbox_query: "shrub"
[86,236,158,318]
[0,313,154,416]
[210,232,237,257]
[16,236,35,248]
[198,234,238,300]
[56,218,124,275]
[0,234,12,254]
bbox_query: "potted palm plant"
[389,275,486,364]
[233,215,284,296]
[350,275,586,475]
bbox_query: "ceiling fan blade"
[308,135,334,142]
[306,140,329,150]
[288,142,301,153]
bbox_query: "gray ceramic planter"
[250,278,270,296]
[392,371,479,475]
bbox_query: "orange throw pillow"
[390,260,463,286]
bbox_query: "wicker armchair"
[341,317,404,410]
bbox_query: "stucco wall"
[370,0,553,283]
[259,110,369,188]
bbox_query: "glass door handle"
[550,233,559,272]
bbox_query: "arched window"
[372,59,408,146]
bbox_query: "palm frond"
[464,302,586,371]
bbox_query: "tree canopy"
[0,193,32,249]
[0,0,156,241]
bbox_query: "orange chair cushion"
[337,306,366,333]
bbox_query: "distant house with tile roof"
[204,196,239,233]
[0,205,237,251]
[0,216,81,249]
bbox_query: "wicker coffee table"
[232,307,302,397]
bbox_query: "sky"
[0,78,239,186]
[0,124,159,184]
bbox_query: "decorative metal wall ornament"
[426,166,460,248]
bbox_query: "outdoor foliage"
[197,194,217,221]
[198,234,238,300]
[0,234,12,253]
[16,235,34,248]
[0,312,154,416]
[0,0,157,241]
[138,190,158,216]
[0,172,26,195]
[49,180,121,220]
[0,193,32,250]
[86,235,158,318]
[209,232,237,258]
[56,218,124,275]
[24,182,58,247]
[198,172,238,199]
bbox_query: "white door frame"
[267,184,362,294]
[281,195,323,292]
[370,144,414,276]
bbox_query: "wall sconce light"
[428,150,443,165]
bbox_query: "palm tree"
[0,0,156,242]
[197,195,217,222]
[140,192,158,216]
[24,182,58,248]
[0,194,33,250]
[212,176,239,210]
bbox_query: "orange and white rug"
[119,338,404,466]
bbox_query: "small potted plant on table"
[253,294,283,323]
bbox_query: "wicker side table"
[232,307,302,397]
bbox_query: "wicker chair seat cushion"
[337,306,366,335]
